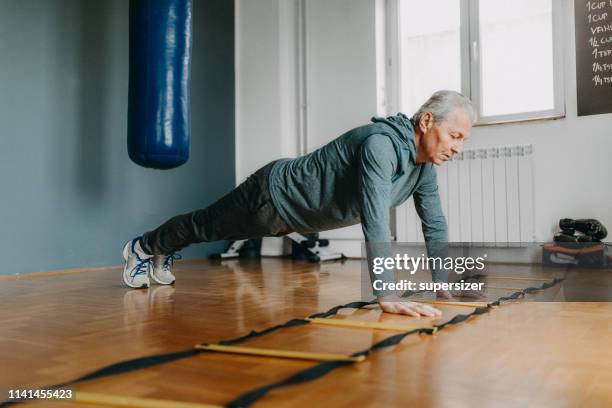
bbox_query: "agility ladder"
[0,277,564,408]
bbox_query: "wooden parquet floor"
[1,258,611,407]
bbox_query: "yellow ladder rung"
[482,276,556,282]
[306,317,436,332]
[194,344,365,362]
[415,300,490,308]
[485,286,525,291]
[74,391,222,408]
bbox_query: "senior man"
[122,90,475,317]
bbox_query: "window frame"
[386,0,566,126]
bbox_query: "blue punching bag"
[128,0,193,169]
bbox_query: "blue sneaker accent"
[122,237,152,288]
[163,253,182,270]
[150,252,180,285]
[129,238,151,279]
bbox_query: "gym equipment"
[211,234,345,263]
[542,243,608,268]
[209,239,261,260]
[546,218,609,268]
[472,275,555,282]
[414,300,490,308]
[1,278,564,408]
[288,232,344,262]
[557,218,608,242]
[553,232,597,243]
[75,392,220,408]
[194,344,365,363]
[128,0,193,169]
[305,317,434,332]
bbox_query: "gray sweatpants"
[140,160,293,255]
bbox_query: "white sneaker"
[122,238,153,289]
[150,253,180,285]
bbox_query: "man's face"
[418,108,472,165]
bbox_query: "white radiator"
[396,145,535,245]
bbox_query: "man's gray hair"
[412,90,476,126]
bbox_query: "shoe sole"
[149,270,175,286]
[150,256,176,286]
[122,242,149,289]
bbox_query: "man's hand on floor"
[378,300,442,317]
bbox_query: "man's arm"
[358,135,441,317]
[412,165,449,283]
[413,176,484,299]
[358,135,395,247]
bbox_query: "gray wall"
[0,0,235,275]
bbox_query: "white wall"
[236,0,379,173]
[303,0,379,150]
[466,0,612,241]
[235,0,299,182]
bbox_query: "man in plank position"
[122,90,475,317]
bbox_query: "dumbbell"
[559,219,607,240]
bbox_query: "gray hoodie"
[268,113,448,294]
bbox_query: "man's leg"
[123,161,292,288]
[139,160,292,256]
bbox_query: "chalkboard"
[575,0,612,116]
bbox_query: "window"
[387,0,565,125]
